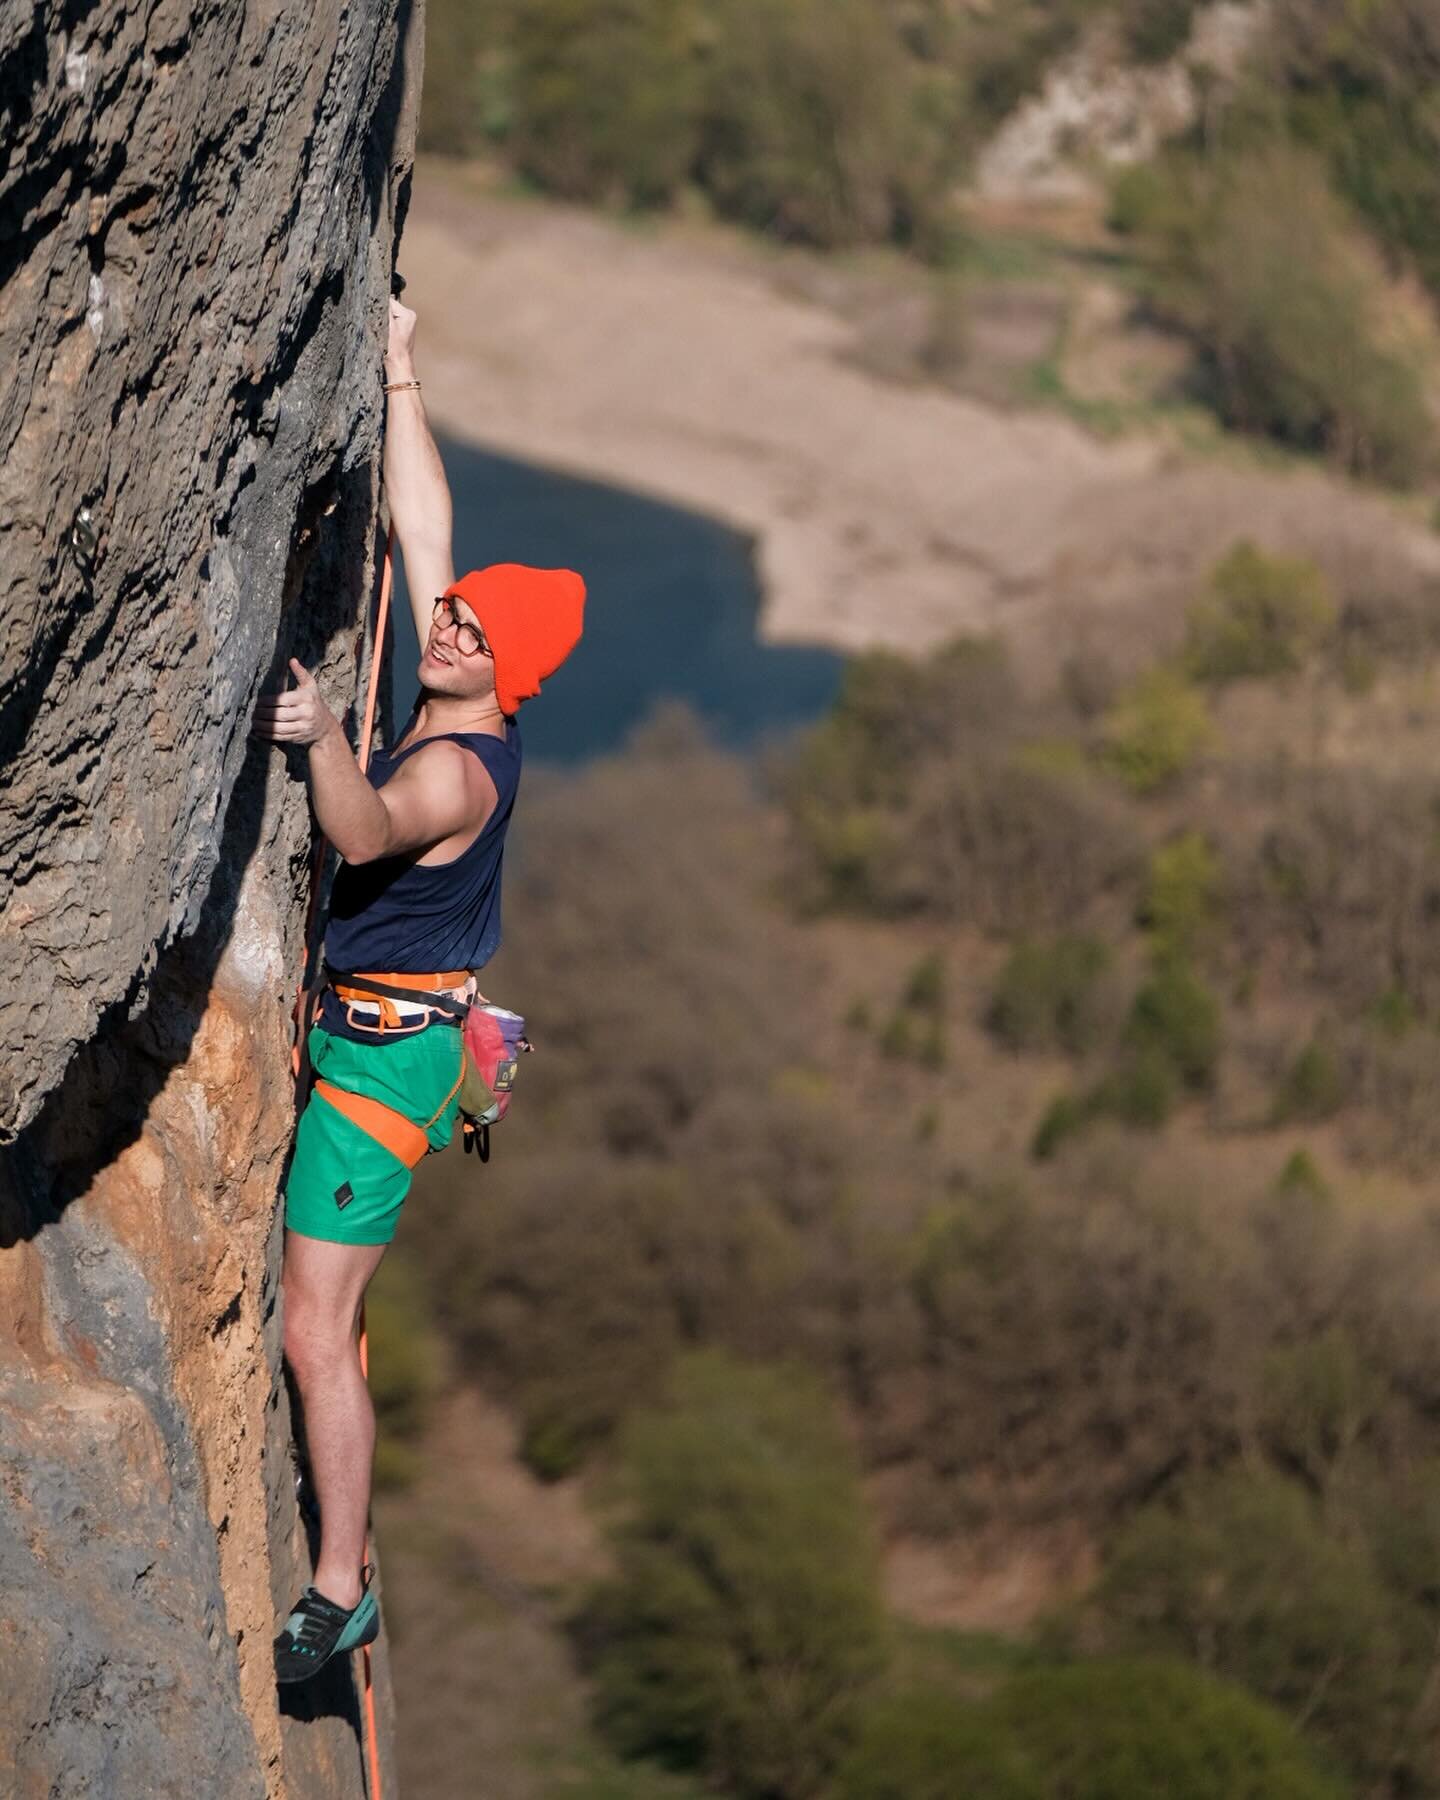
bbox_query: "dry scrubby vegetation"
[379,540,1440,1797]
[423,0,1219,250]
[424,0,1440,482]
[1111,140,1436,485]
[1103,0,1440,483]
[401,6,1440,1789]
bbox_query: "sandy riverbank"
[403,164,1440,676]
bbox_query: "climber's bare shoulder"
[359,738,497,867]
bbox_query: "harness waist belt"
[345,995,439,1019]
[326,967,471,1031]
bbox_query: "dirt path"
[403,165,1440,677]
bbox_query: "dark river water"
[387,438,845,763]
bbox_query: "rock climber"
[252,294,585,1682]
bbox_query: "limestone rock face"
[1,3,421,1793]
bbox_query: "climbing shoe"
[273,1565,380,1683]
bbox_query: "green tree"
[1264,0,1440,297]
[1259,1328,1386,1493]
[837,1662,1345,1799]
[1124,957,1221,1089]
[987,935,1113,1055]
[508,0,707,205]
[697,0,960,249]
[1086,1467,1432,1789]
[997,1660,1347,1800]
[836,1687,1042,1800]
[1184,543,1337,684]
[420,0,500,155]
[1139,831,1222,963]
[1032,1087,1099,1159]
[1114,144,1432,483]
[1098,665,1212,794]
[1090,1043,1178,1127]
[1272,1031,1347,1124]
[581,1349,887,1797]
[1119,0,1200,64]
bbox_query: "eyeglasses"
[432,595,492,658]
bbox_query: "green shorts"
[284,1022,465,1245]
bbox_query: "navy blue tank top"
[318,709,522,1043]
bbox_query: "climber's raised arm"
[383,295,455,646]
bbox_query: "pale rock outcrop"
[974,3,1266,206]
[0,2,423,1793]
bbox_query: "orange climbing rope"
[290,529,394,1800]
[354,532,392,1800]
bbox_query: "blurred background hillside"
[372,4,1440,1795]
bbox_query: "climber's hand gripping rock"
[252,659,342,748]
[386,294,417,375]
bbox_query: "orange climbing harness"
[290,531,395,1800]
[312,1059,466,1168]
[329,966,472,1035]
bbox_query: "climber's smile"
[428,594,491,659]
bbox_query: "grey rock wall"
[0,2,423,1793]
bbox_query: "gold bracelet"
[384,378,421,393]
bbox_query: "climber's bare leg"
[281,1230,387,1610]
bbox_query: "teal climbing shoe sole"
[335,1587,381,1653]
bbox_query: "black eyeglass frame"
[432,595,492,658]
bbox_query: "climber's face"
[420,594,495,698]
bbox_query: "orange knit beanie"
[445,564,586,718]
